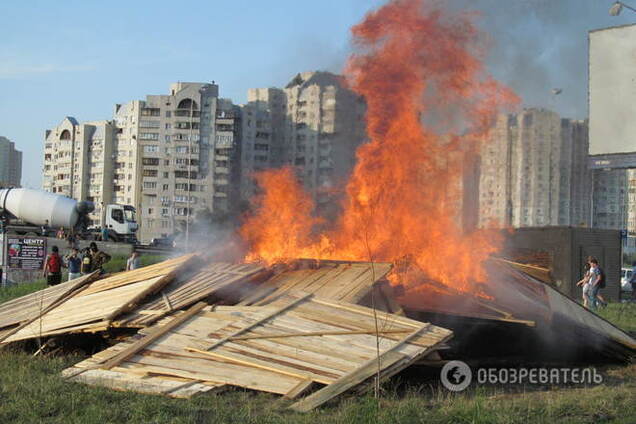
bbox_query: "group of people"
[42,242,112,286]
[576,256,608,310]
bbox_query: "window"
[175,183,188,190]
[139,120,160,128]
[143,181,157,189]
[163,172,169,178]
[143,145,159,153]
[165,123,172,129]
[162,184,169,190]
[141,108,160,117]
[111,209,124,224]
[164,160,170,166]
[139,133,159,140]
[142,158,159,166]
[143,169,158,177]
[175,146,189,154]
[165,135,171,142]
[175,171,189,178]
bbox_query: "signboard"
[589,24,636,155]
[5,236,47,270]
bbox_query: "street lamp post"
[610,1,636,16]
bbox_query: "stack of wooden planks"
[114,262,266,328]
[238,260,402,313]
[63,291,452,410]
[0,254,201,345]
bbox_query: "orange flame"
[240,0,518,294]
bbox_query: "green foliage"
[597,302,636,332]
[0,351,633,424]
[102,254,166,274]
[0,279,46,304]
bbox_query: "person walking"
[65,247,82,281]
[43,246,63,286]
[576,260,593,308]
[126,250,141,271]
[587,258,608,310]
[89,242,111,275]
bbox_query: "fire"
[240,0,518,294]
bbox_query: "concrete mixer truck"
[0,188,138,243]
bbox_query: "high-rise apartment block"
[43,118,116,225]
[43,74,365,241]
[44,82,242,242]
[478,108,590,228]
[242,72,367,209]
[0,136,22,188]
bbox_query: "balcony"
[174,110,201,118]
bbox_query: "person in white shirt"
[126,250,141,271]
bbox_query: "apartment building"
[239,88,286,202]
[43,82,243,242]
[43,118,116,226]
[0,136,22,187]
[478,108,590,228]
[243,72,367,209]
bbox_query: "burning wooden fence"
[0,254,633,410]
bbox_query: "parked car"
[149,237,175,249]
[620,267,634,292]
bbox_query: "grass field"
[0,268,634,423]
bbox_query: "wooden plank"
[0,271,101,345]
[197,293,313,352]
[185,347,319,383]
[289,325,432,412]
[101,302,207,370]
[289,351,406,412]
[104,255,201,324]
[229,329,412,341]
[284,379,314,400]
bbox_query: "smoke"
[446,0,625,120]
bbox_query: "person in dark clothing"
[80,247,93,275]
[89,242,111,275]
[43,246,63,286]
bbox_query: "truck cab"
[104,204,138,244]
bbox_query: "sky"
[1,0,634,189]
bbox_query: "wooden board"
[239,261,393,307]
[64,291,452,403]
[0,254,201,344]
[115,262,265,328]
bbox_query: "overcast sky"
[1,0,633,188]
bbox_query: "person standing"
[587,258,607,310]
[80,247,93,275]
[126,250,141,271]
[89,242,111,275]
[65,248,82,281]
[41,219,49,237]
[101,227,109,242]
[43,246,63,286]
